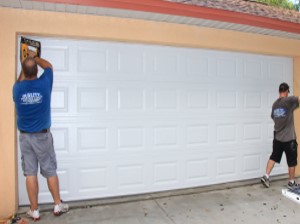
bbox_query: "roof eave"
[27,0,300,35]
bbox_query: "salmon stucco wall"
[1,7,300,219]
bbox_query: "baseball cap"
[279,82,290,93]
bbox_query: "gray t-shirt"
[271,96,299,142]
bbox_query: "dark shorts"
[19,131,57,177]
[270,139,298,167]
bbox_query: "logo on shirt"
[20,92,43,105]
[273,108,287,118]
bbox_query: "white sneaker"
[27,209,40,221]
[54,201,69,216]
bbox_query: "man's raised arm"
[28,50,52,70]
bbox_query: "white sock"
[289,179,295,183]
[265,174,270,179]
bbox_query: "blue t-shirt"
[13,68,53,132]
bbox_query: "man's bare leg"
[26,176,39,210]
[47,175,61,205]
[288,166,296,181]
[265,159,276,176]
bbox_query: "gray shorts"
[19,131,57,178]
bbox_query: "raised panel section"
[78,88,107,112]
[243,154,261,173]
[243,123,261,141]
[57,170,69,194]
[187,90,209,109]
[154,53,177,75]
[217,91,237,109]
[217,58,236,78]
[154,89,178,109]
[268,92,277,107]
[269,62,284,79]
[117,165,144,188]
[186,125,209,146]
[186,159,209,181]
[117,88,145,110]
[39,169,69,195]
[43,47,69,71]
[268,123,274,139]
[216,157,236,177]
[78,128,107,151]
[118,127,144,149]
[244,61,261,79]
[51,88,68,112]
[217,124,237,144]
[244,92,261,109]
[118,51,143,74]
[154,162,178,184]
[79,167,107,192]
[187,55,208,77]
[154,126,178,147]
[77,49,106,73]
[51,128,68,152]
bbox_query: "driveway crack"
[154,199,177,224]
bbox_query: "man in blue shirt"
[13,50,69,221]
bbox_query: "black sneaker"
[261,175,270,188]
[287,181,300,190]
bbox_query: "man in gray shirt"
[261,82,300,189]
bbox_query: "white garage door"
[18,37,293,205]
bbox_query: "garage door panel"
[273,156,288,174]
[267,122,274,140]
[267,91,279,107]
[153,52,179,76]
[153,125,179,148]
[117,164,146,189]
[185,124,209,147]
[185,158,210,183]
[216,90,238,109]
[243,91,262,109]
[43,46,69,72]
[268,62,285,80]
[216,123,238,144]
[78,87,108,112]
[18,37,292,204]
[77,127,108,152]
[216,155,238,178]
[242,122,262,142]
[77,48,106,73]
[217,57,237,78]
[186,89,210,110]
[117,87,146,111]
[242,153,262,175]
[186,54,209,78]
[244,60,262,79]
[153,161,180,186]
[117,49,144,76]
[51,87,68,112]
[51,127,69,153]
[78,167,109,193]
[18,167,72,204]
[154,88,179,110]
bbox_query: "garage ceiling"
[1,0,300,40]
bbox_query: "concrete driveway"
[18,178,300,224]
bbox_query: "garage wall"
[1,7,300,218]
